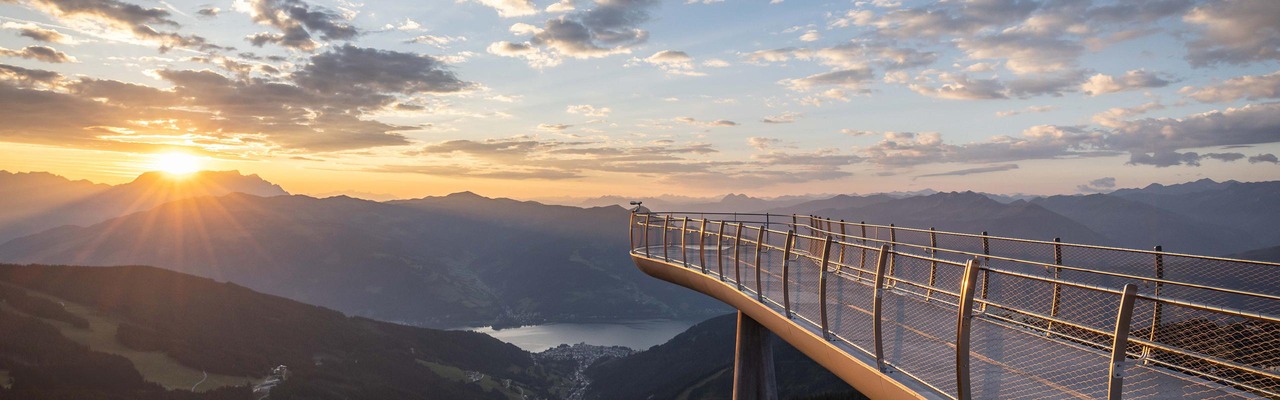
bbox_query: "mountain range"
[2,170,1278,330]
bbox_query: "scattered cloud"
[489,0,658,67]
[1081,70,1171,96]
[908,73,1006,100]
[0,45,75,63]
[566,104,610,117]
[1184,0,1280,66]
[197,7,220,17]
[996,105,1055,118]
[1077,177,1116,193]
[1249,153,1279,164]
[2,22,71,43]
[916,164,1018,179]
[633,50,705,76]
[21,0,218,51]
[675,116,737,127]
[406,35,467,48]
[761,111,800,124]
[463,0,538,18]
[236,0,359,50]
[1180,70,1280,102]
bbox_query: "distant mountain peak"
[445,191,485,199]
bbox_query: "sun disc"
[151,152,202,176]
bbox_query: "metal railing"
[629,211,1279,399]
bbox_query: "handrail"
[647,211,1280,303]
[631,211,1279,399]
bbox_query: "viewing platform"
[629,212,1279,399]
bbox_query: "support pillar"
[733,311,778,400]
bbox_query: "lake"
[466,319,706,352]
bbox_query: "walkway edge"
[633,254,936,400]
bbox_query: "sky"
[1,0,1279,200]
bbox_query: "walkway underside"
[633,245,1257,399]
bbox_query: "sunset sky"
[1,0,1278,200]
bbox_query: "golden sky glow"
[1,0,1279,201]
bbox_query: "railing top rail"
[792,214,1280,268]
[640,211,1280,303]
[646,211,1280,269]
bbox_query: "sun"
[150,152,202,176]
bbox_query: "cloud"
[702,58,729,68]
[537,123,572,131]
[1184,0,1280,66]
[634,50,705,76]
[1108,102,1280,166]
[0,45,75,63]
[406,35,467,48]
[546,0,575,13]
[916,163,1018,178]
[782,67,875,91]
[1091,101,1165,128]
[957,32,1082,75]
[1076,177,1116,193]
[291,45,472,97]
[761,111,800,124]
[1249,153,1279,164]
[197,7,220,17]
[0,46,474,154]
[675,116,737,127]
[908,73,1006,100]
[20,0,217,51]
[861,127,1112,168]
[1081,70,1171,96]
[839,129,878,136]
[463,0,538,18]
[1180,70,1280,102]
[490,0,658,67]
[748,137,781,150]
[236,0,359,50]
[0,63,62,88]
[2,22,71,43]
[566,104,610,117]
[995,105,1054,118]
[799,30,820,42]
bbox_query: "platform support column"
[733,311,778,400]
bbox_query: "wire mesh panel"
[829,269,877,355]
[1131,298,1280,398]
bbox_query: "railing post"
[955,258,981,400]
[699,219,708,274]
[872,244,891,372]
[838,220,847,269]
[662,217,670,260]
[791,214,798,231]
[629,212,635,250]
[734,223,744,291]
[887,224,897,283]
[643,214,651,257]
[1107,284,1139,400]
[717,221,726,281]
[927,227,938,301]
[1143,246,1164,363]
[1048,238,1063,336]
[859,222,868,271]
[682,217,690,266]
[782,230,795,318]
[754,226,765,303]
[819,236,834,340]
[980,231,990,312]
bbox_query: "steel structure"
[629,211,1279,400]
